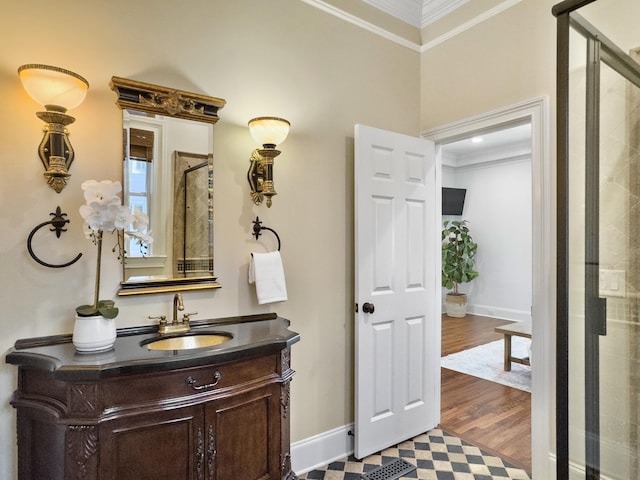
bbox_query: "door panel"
[210,385,280,480]
[372,196,394,291]
[100,406,203,480]
[405,316,426,406]
[354,124,439,459]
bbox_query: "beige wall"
[0,1,420,477]
[421,0,557,130]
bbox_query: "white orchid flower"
[79,179,153,250]
[81,180,122,205]
[112,205,134,231]
[140,231,154,245]
[131,207,150,232]
[80,203,109,232]
[127,229,154,246]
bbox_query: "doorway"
[438,120,534,472]
[440,122,533,321]
[423,97,554,480]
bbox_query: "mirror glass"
[110,77,225,295]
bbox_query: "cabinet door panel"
[209,385,281,480]
[17,412,67,480]
[100,406,204,480]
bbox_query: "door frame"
[423,96,553,480]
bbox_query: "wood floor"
[439,314,532,473]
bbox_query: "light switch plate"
[599,269,626,298]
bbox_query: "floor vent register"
[360,458,417,480]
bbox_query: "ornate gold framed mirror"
[110,76,226,295]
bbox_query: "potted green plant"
[442,219,478,317]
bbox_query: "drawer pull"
[186,371,222,391]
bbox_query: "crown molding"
[360,0,472,29]
[422,0,470,27]
[361,0,422,28]
[362,0,422,28]
[421,0,524,52]
[300,0,421,51]
[301,0,523,53]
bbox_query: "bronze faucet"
[173,293,184,324]
[149,293,198,335]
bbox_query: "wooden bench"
[494,320,532,371]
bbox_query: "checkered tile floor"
[298,429,531,480]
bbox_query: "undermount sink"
[143,333,233,351]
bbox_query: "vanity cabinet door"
[99,405,205,480]
[206,384,282,480]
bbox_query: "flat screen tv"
[442,187,466,215]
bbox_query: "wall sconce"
[247,116,290,208]
[18,64,89,193]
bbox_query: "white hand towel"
[249,251,288,304]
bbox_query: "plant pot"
[445,293,467,318]
[72,314,117,353]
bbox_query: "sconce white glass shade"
[248,117,290,147]
[18,64,89,111]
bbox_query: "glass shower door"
[557,1,640,478]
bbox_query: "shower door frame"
[554,0,640,478]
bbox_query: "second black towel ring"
[251,216,281,251]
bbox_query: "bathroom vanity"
[6,313,299,480]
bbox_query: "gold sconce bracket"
[37,113,76,193]
[246,117,290,208]
[248,148,281,207]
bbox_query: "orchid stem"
[93,231,103,310]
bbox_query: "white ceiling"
[362,0,470,28]
[441,123,532,167]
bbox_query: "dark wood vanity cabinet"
[11,347,297,480]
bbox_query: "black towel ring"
[27,207,83,269]
[251,216,281,251]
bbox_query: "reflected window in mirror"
[125,126,154,258]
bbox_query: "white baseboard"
[469,304,531,322]
[291,424,354,475]
[568,461,617,480]
[441,302,531,322]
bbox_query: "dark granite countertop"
[5,313,300,381]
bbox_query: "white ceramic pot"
[445,293,467,318]
[72,314,117,353]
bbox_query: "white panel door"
[354,124,440,459]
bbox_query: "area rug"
[441,337,532,392]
